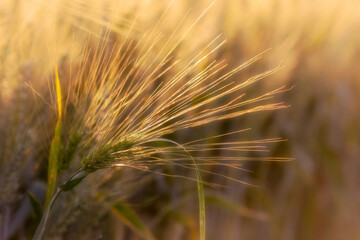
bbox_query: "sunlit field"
[0,0,359,239]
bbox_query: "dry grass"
[1,0,359,239]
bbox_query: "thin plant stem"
[33,187,61,240]
[33,170,85,240]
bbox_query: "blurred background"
[0,0,359,239]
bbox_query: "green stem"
[33,170,89,240]
[33,187,61,240]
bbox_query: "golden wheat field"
[0,0,359,239]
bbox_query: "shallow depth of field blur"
[1,0,359,239]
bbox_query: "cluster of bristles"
[57,30,288,175]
